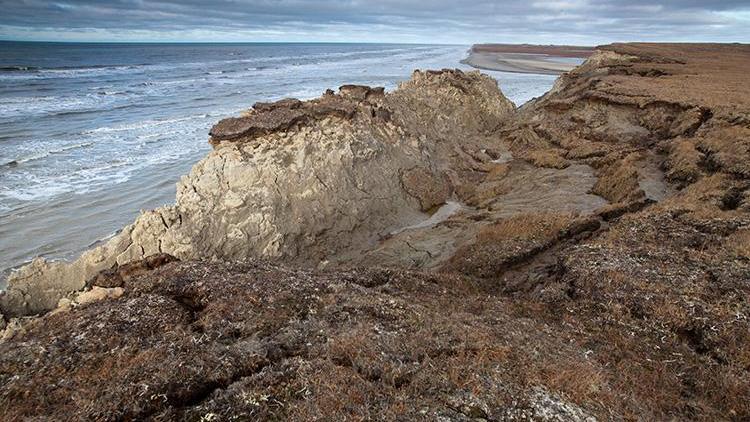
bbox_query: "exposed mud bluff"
[1,70,514,316]
[2,44,750,420]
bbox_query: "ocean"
[0,42,558,283]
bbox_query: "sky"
[0,0,748,44]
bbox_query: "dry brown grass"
[665,137,703,184]
[477,213,574,242]
[726,228,750,257]
[487,162,511,179]
[520,148,571,169]
[531,360,610,404]
[443,213,579,279]
[592,152,645,203]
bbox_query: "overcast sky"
[0,0,748,44]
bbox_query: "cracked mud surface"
[1,43,749,420]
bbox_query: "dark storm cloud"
[0,0,748,43]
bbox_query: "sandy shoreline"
[462,44,594,75]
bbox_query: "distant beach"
[462,44,594,75]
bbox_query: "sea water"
[0,42,558,282]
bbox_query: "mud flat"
[2,44,750,420]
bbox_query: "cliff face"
[1,44,750,420]
[0,70,514,317]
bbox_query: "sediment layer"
[1,43,749,420]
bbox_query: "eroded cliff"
[0,70,514,316]
[1,44,749,420]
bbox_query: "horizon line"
[0,39,466,46]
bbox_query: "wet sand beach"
[462,44,594,74]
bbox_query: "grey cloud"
[0,0,748,43]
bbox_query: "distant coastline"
[462,44,595,75]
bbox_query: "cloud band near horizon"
[1,0,748,44]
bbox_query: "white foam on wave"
[97,90,129,96]
[0,45,478,207]
[83,114,213,135]
[0,46,433,84]
[138,78,206,88]
[0,113,215,202]
[1,47,465,120]
[0,64,147,82]
[222,46,465,83]
[7,142,95,166]
[0,174,75,201]
[0,93,133,118]
[181,46,428,70]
